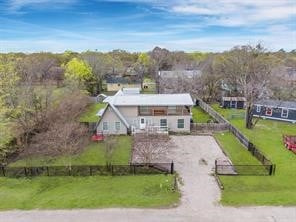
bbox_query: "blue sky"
[0,0,295,52]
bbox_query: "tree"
[82,52,113,93]
[20,91,90,166]
[150,47,171,92]
[133,133,170,163]
[64,58,93,83]
[133,53,151,87]
[104,136,118,165]
[216,44,278,129]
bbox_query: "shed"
[221,97,246,109]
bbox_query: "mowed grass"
[79,103,106,122]
[0,175,179,210]
[192,106,214,123]
[214,132,260,165]
[10,136,131,167]
[213,105,296,206]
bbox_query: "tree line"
[0,45,295,162]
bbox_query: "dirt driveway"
[1,135,295,222]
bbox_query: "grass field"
[213,105,296,206]
[9,136,131,167]
[0,175,179,210]
[192,106,214,123]
[79,103,106,122]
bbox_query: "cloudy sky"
[0,0,295,52]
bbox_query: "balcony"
[138,106,190,116]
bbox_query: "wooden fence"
[190,123,229,132]
[0,162,174,178]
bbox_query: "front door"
[140,117,146,129]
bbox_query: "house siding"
[107,83,142,92]
[222,100,245,109]
[253,105,296,123]
[98,105,192,134]
[97,107,128,134]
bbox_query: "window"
[281,109,289,118]
[256,105,261,113]
[168,106,177,115]
[141,118,145,124]
[139,106,150,114]
[230,100,236,108]
[160,119,167,129]
[265,107,272,116]
[103,122,108,130]
[177,119,184,129]
[115,122,121,131]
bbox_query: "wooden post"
[90,166,92,176]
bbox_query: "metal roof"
[104,93,194,106]
[159,70,201,79]
[222,97,246,101]
[254,100,296,109]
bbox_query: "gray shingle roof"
[254,100,296,109]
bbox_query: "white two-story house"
[96,88,194,134]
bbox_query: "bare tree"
[20,91,90,166]
[133,133,170,163]
[216,44,278,129]
[104,135,118,165]
[26,122,88,167]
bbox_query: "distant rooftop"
[159,70,201,79]
[103,89,193,106]
[255,100,296,109]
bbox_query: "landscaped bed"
[214,105,296,206]
[0,175,179,210]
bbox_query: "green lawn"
[79,103,106,122]
[213,105,296,206]
[10,136,132,167]
[192,106,214,123]
[142,77,156,94]
[214,132,260,165]
[0,175,179,209]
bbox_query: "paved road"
[0,136,295,222]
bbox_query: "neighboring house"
[104,74,142,91]
[159,70,201,79]
[221,97,246,109]
[96,88,194,134]
[253,100,296,123]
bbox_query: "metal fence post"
[269,165,273,175]
[0,166,4,177]
[90,166,92,176]
[215,160,217,174]
[170,161,174,174]
[24,167,27,177]
[46,166,49,176]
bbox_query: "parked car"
[283,135,296,154]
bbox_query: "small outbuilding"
[253,100,296,123]
[221,97,246,109]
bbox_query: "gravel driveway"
[1,135,295,222]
